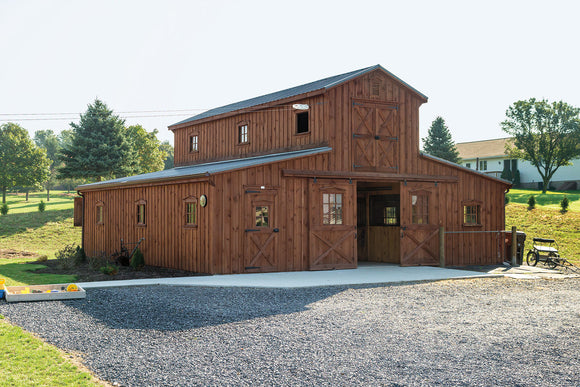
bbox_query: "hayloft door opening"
[352,101,399,171]
[244,188,279,272]
[356,184,400,264]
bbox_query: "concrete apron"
[78,263,501,290]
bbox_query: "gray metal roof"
[170,65,428,127]
[77,147,332,190]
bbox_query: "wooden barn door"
[400,182,439,266]
[243,188,279,272]
[352,101,399,171]
[309,179,357,270]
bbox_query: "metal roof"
[77,147,332,190]
[170,65,428,127]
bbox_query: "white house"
[456,138,579,190]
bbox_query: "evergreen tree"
[59,99,136,181]
[422,117,461,163]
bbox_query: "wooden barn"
[76,65,511,274]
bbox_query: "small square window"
[322,193,343,225]
[296,112,309,134]
[479,160,487,171]
[465,163,471,169]
[463,204,481,225]
[255,206,269,227]
[384,207,398,225]
[238,124,248,144]
[190,135,198,152]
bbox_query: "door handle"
[273,228,279,233]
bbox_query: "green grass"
[506,203,580,265]
[0,317,100,386]
[507,188,580,212]
[0,191,81,258]
[0,258,77,286]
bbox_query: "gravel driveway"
[1,277,579,386]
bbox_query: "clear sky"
[1,0,578,146]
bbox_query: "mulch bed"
[0,249,205,282]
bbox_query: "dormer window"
[238,124,248,144]
[296,112,309,134]
[189,134,198,153]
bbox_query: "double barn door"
[352,101,399,171]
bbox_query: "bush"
[527,195,536,210]
[0,203,8,216]
[505,195,510,205]
[130,248,145,270]
[55,244,85,269]
[38,200,46,212]
[100,264,118,275]
[561,196,569,213]
[37,255,48,262]
[88,252,108,271]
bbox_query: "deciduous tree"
[501,98,580,193]
[0,123,50,203]
[159,140,174,170]
[125,125,165,174]
[422,117,461,163]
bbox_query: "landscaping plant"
[38,200,46,212]
[130,248,145,270]
[527,195,536,210]
[0,203,7,215]
[561,196,569,213]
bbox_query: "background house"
[456,138,580,191]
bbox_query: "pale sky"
[1,0,579,146]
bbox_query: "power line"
[0,108,208,116]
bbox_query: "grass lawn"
[0,191,81,258]
[505,189,580,266]
[0,316,100,386]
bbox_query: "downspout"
[77,190,85,251]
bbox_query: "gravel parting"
[1,277,579,386]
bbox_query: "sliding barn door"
[400,182,440,266]
[309,179,357,270]
[352,101,399,171]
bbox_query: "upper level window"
[136,199,146,226]
[296,112,309,134]
[411,193,429,224]
[184,196,198,227]
[322,193,343,225]
[96,201,104,225]
[189,135,198,153]
[479,160,487,171]
[465,163,471,169]
[238,124,248,144]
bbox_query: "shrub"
[100,264,118,275]
[505,196,510,205]
[0,203,8,216]
[560,196,569,213]
[38,200,46,212]
[130,248,145,270]
[55,244,85,269]
[88,252,108,271]
[527,195,536,210]
[37,255,48,262]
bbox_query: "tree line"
[0,99,174,203]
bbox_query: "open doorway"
[357,182,401,264]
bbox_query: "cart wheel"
[526,250,538,266]
[547,252,558,270]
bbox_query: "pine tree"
[59,99,136,182]
[422,117,461,163]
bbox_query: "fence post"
[511,225,517,266]
[439,226,445,268]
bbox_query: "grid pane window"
[464,205,480,225]
[190,135,198,152]
[384,207,397,225]
[186,202,197,225]
[411,194,429,224]
[255,206,269,227]
[238,124,248,144]
[322,193,343,225]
